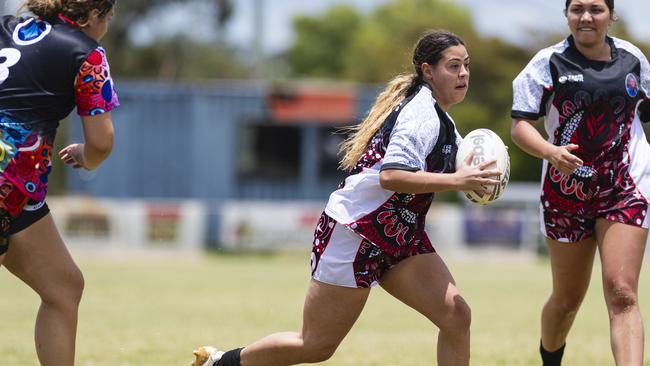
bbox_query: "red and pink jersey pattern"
[74,47,120,116]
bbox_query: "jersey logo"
[12,18,52,46]
[626,73,639,98]
[558,74,584,84]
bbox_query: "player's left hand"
[59,143,86,169]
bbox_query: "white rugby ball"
[455,128,510,205]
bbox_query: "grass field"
[0,249,648,365]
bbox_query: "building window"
[238,124,301,180]
[319,127,347,179]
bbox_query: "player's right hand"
[59,143,86,169]
[548,144,583,176]
[455,153,501,193]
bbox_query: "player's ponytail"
[21,0,115,25]
[338,74,419,171]
[21,0,62,21]
[338,30,465,172]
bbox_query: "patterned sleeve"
[614,38,650,99]
[381,105,440,171]
[614,38,650,122]
[511,46,558,120]
[74,47,120,116]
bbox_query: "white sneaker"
[191,346,224,366]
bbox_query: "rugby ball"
[455,129,510,205]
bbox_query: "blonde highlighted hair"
[338,74,419,171]
[21,0,115,26]
[338,30,465,172]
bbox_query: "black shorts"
[0,201,50,255]
[9,200,50,236]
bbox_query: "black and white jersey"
[512,35,650,231]
[512,35,649,161]
[324,84,462,255]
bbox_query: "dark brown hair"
[339,30,465,171]
[564,0,614,12]
[408,30,465,96]
[22,0,115,26]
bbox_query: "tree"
[105,0,233,47]
[285,0,650,182]
[102,0,246,79]
[285,0,540,180]
[288,5,362,78]
[343,0,477,83]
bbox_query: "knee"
[438,296,472,335]
[64,268,85,305]
[302,342,337,363]
[548,294,583,318]
[41,267,85,307]
[301,333,340,364]
[604,279,638,315]
[451,299,472,333]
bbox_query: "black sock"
[540,341,565,366]
[214,348,243,366]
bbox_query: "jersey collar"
[567,34,618,61]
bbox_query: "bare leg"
[596,219,646,366]
[4,214,84,366]
[541,237,597,352]
[239,279,370,366]
[380,253,471,366]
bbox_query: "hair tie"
[56,12,80,28]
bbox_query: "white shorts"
[311,222,372,288]
[310,213,435,288]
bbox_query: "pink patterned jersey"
[0,15,120,236]
[74,47,120,116]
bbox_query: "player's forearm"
[379,169,457,194]
[82,139,113,170]
[511,119,554,161]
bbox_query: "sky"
[221,0,650,53]
[2,0,649,52]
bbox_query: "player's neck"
[575,40,612,62]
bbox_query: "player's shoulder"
[400,85,436,113]
[528,38,570,67]
[50,22,98,50]
[612,37,647,61]
[398,85,439,124]
[0,14,20,28]
[1,14,15,26]
[0,15,34,40]
[1,15,96,52]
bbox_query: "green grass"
[0,249,648,365]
